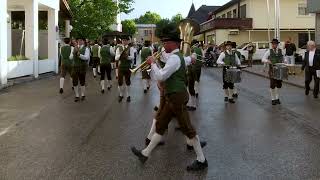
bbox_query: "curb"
[242,69,306,89]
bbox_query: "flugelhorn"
[130,50,165,74]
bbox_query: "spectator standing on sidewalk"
[285,37,297,75]
[247,42,255,67]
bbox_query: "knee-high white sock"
[270,88,276,100]
[275,88,279,99]
[143,80,147,90]
[233,87,238,94]
[190,135,206,162]
[228,88,234,99]
[185,136,192,146]
[147,119,157,140]
[191,96,196,107]
[74,86,79,97]
[101,80,105,90]
[111,63,114,69]
[224,89,229,98]
[116,69,119,77]
[93,68,97,76]
[126,85,130,97]
[97,66,101,73]
[80,86,85,97]
[142,133,162,157]
[60,77,65,89]
[118,86,123,96]
[107,80,111,88]
[195,81,199,94]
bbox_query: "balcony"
[200,18,253,32]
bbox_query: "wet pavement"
[1,67,320,180]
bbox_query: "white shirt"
[158,47,191,66]
[98,45,115,59]
[217,51,241,65]
[151,49,184,81]
[309,50,315,67]
[262,48,284,63]
[59,44,74,60]
[115,45,135,61]
[79,45,90,61]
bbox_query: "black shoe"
[59,88,63,94]
[187,106,197,111]
[81,96,86,101]
[154,106,159,111]
[305,89,310,95]
[187,141,207,150]
[314,95,318,99]
[276,99,281,104]
[72,87,74,90]
[232,93,238,98]
[107,87,111,91]
[175,127,181,131]
[127,96,131,102]
[131,147,148,163]
[272,100,277,105]
[144,89,147,94]
[93,75,96,78]
[224,97,228,102]
[195,93,199,98]
[293,73,296,75]
[101,89,105,94]
[228,99,235,103]
[147,86,150,90]
[74,97,79,102]
[118,96,123,102]
[186,160,208,171]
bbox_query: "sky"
[121,0,230,20]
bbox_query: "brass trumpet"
[130,50,165,74]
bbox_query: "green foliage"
[171,13,183,26]
[122,19,136,36]
[7,55,29,61]
[135,11,161,24]
[69,0,134,40]
[155,14,184,38]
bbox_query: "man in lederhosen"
[191,40,203,98]
[72,38,90,102]
[232,42,242,98]
[110,39,117,70]
[262,39,285,105]
[91,40,101,78]
[115,35,135,102]
[186,40,199,111]
[217,41,241,104]
[114,39,122,79]
[99,38,115,93]
[59,38,74,94]
[140,40,153,93]
[131,23,208,171]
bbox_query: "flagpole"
[267,0,271,42]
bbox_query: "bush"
[7,55,29,61]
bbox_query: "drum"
[272,63,288,80]
[224,67,242,83]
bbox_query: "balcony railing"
[200,18,253,32]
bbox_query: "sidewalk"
[242,64,312,89]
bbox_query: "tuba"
[179,19,200,56]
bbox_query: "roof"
[213,0,240,15]
[136,24,157,28]
[187,3,196,17]
[60,0,73,19]
[187,5,221,24]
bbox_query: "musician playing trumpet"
[262,39,286,105]
[140,40,153,93]
[217,41,241,104]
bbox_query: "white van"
[237,41,285,62]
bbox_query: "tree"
[171,13,183,26]
[155,18,171,38]
[122,19,136,36]
[135,11,161,24]
[69,0,134,39]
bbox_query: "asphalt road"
[0,67,320,180]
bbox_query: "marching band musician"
[131,23,208,171]
[232,42,241,98]
[99,38,115,93]
[217,41,241,104]
[91,40,101,78]
[262,39,285,105]
[59,38,74,94]
[140,40,153,93]
[192,40,204,98]
[115,35,135,102]
[72,38,90,102]
[114,39,122,79]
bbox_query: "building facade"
[200,0,315,47]
[133,24,159,44]
[307,0,320,45]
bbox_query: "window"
[221,14,226,18]
[298,3,308,16]
[144,30,149,36]
[240,4,247,18]
[227,11,232,18]
[233,9,237,18]
[298,32,315,48]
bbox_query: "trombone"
[130,50,165,74]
